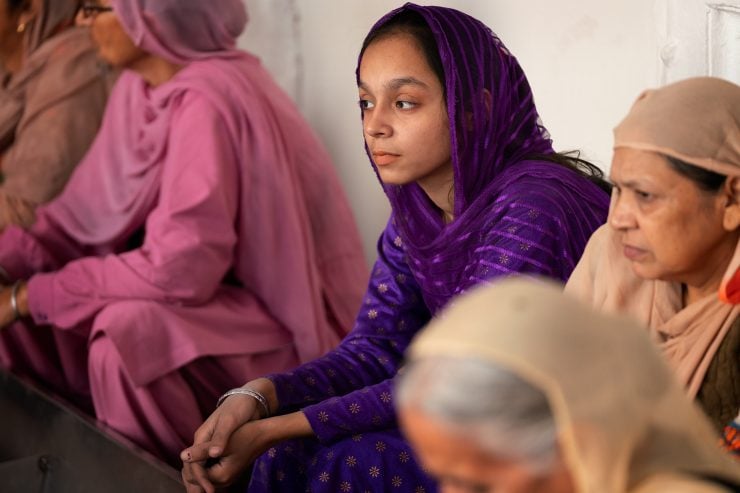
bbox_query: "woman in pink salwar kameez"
[0,0,367,466]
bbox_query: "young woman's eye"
[395,100,416,110]
[359,99,374,110]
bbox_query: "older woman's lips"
[623,245,647,260]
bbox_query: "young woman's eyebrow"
[358,77,429,92]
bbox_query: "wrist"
[16,281,29,317]
[244,378,278,415]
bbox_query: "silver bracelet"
[217,387,271,418]
[9,280,21,320]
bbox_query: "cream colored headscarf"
[565,77,740,398]
[408,278,740,493]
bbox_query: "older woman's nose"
[609,193,637,231]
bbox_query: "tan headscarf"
[0,0,112,228]
[566,77,740,398]
[408,278,740,493]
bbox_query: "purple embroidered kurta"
[249,3,610,491]
[252,167,608,491]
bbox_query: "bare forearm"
[261,411,314,442]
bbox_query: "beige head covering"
[408,278,740,493]
[566,77,740,399]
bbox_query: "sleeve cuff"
[27,272,55,325]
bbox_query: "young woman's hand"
[181,378,278,463]
[181,411,314,493]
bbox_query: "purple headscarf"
[111,0,248,64]
[358,4,608,309]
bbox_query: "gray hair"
[396,356,558,473]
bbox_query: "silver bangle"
[217,387,271,418]
[9,280,21,320]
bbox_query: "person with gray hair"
[396,278,740,493]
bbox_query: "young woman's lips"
[372,152,399,166]
[622,245,647,261]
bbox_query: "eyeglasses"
[79,4,113,19]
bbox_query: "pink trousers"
[0,302,298,466]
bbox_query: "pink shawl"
[43,0,367,362]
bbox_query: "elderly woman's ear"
[723,177,740,231]
[17,1,38,29]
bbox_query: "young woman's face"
[358,33,453,188]
[400,405,574,493]
[609,148,738,286]
[84,0,147,69]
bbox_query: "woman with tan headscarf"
[397,278,740,493]
[0,0,110,230]
[565,77,740,451]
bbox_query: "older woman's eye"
[635,190,653,201]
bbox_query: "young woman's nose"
[364,106,393,139]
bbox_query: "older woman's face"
[399,406,574,493]
[83,0,146,68]
[609,148,738,287]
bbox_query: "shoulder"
[32,28,104,90]
[631,473,739,493]
[500,162,607,208]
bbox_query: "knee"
[92,300,160,334]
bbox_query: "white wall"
[239,1,663,265]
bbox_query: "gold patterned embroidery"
[327,368,336,377]
[519,243,531,251]
[368,309,378,320]
[415,487,427,493]
[267,448,277,458]
[340,481,352,492]
[527,209,540,219]
[394,236,403,247]
[372,415,382,425]
[369,466,381,478]
[399,451,410,463]
[375,441,387,452]
[378,283,389,293]
[380,392,392,403]
[498,254,511,265]
[392,476,403,487]
[345,455,358,467]
[318,411,329,422]
[352,434,363,442]
[319,471,330,482]
[326,451,334,460]
[349,402,361,414]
